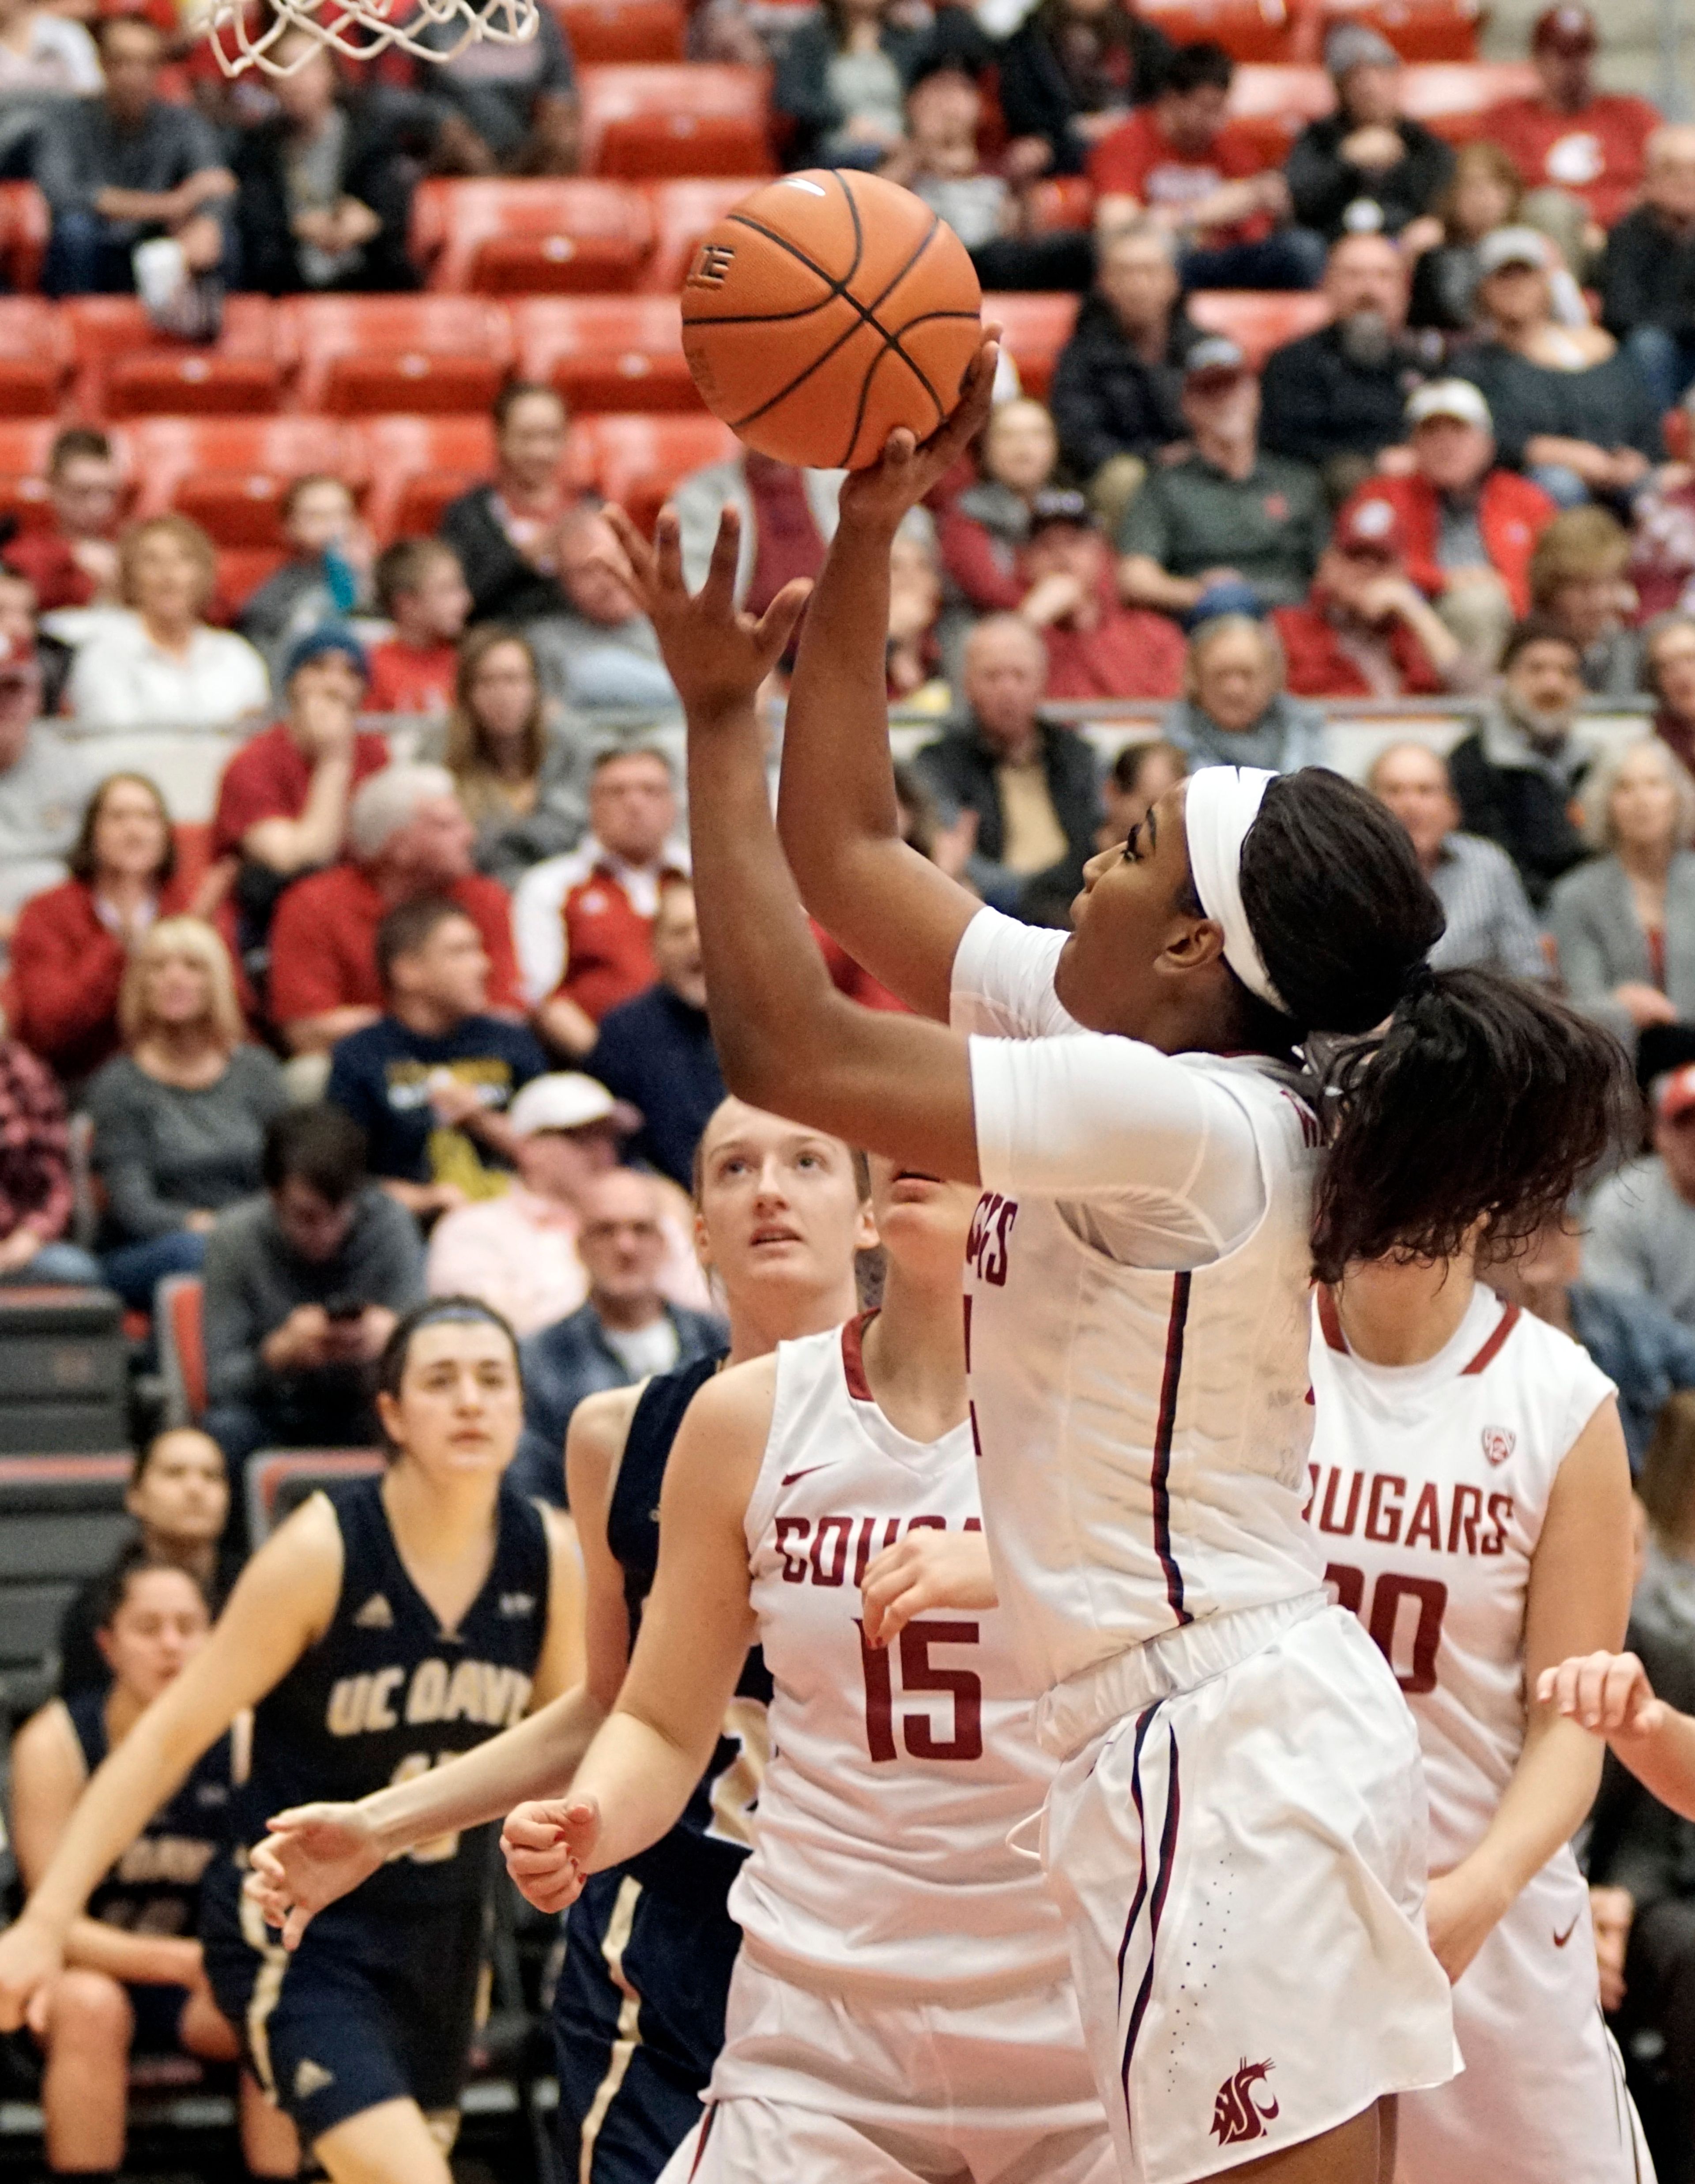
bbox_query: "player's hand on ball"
[501,1797,599,1913]
[603,503,810,724]
[0,1913,65,2035]
[836,332,1000,532]
[861,1527,998,1647]
[249,1802,386,1948]
[1536,1651,1665,1742]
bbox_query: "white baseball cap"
[508,1073,636,1139]
[1405,379,1493,433]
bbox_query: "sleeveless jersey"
[607,1352,773,1903]
[952,913,1326,1694]
[1306,1284,1616,1867]
[237,1473,550,1914]
[729,1315,1070,1999]
[68,1691,236,1937]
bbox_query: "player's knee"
[45,1969,133,2058]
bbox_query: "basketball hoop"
[204,0,539,75]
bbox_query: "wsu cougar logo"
[1211,2060,1279,2146]
[1482,1425,1516,1467]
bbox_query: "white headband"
[1183,764,1287,1015]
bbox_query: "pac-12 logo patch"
[1211,2060,1278,2146]
[1481,1425,1516,1467]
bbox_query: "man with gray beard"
[1446,617,1593,909]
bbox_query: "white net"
[204,0,539,74]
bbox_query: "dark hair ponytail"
[1233,769,1635,1280]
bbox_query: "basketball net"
[203,0,539,74]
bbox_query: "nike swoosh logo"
[1553,1916,1581,1948]
[780,1465,829,1487]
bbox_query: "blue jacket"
[512,1299,726,1505]
[1568,1282,1695,1472]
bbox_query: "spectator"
[231,29,439,296]
[1047,222,1202,531]
[1598,125,1695,417]
[12,772,188,1084]
[267,762,521,1057]
[1089,42,1322,291]
[1117,338,1329,617]
[1367,739,1549,979]
[411,0,578,174]
[527,508,678,718]
[1631,474,1695,625]
[236,476,371,677]
[773,0,929,171]
[0,1036,98,1285]
[438,383,582,626]
[0,565,68,717]
[3,427,123,612]
[508,1166,725,1503]
[1479,3,1660,256]
[885,529,949,710]
[1446,617,1590,908]
[426,1071,710,1337]
[1159,614,1324,774]
[939,397,1064,614]
[1100,737,1186,848]
[56,1428,234,1700]
[84,918,286,1310]
[1014,486,1186,699]
[1584,1061,1695,1332]
[325,894,548,1218]
[915,614,1102,919]
[992,0,1171,178]
[1407,141,1527,333]
[443,625,586,888]
[365,539,470,716]
[1650,613,1695,775]
[1529,505,1642,696]
[1272,493,1466,698]
[1286,26,1454,244]
[1332,380,1554,678]
[1547,737,1695,1061]
[35,15,234,299]
[0,0,98,113]
[584,881,723,1191]
[201,1103,425,1469]
[66,516,269,734]
[1455,226,1662,511]
[673,446,841,610]
[209,624,388,945]
[0,638,87,947]
[1258,232,1430,496]
[512,745,686,1058]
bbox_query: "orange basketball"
[679,169,983,472]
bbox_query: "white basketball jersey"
[1307,1284,1616,1866]
[728,1314,1072,2001]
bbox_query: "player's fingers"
[501,1801,572,1847]
[652,505,687,597]
[248,1838,285,1882]
[930,335,1000,460]
[282,1904,316,1951]
[753,576,812,664]
[23,1988,48,2041]
[604,503,655,584]
[1574,1655,1616,1726]
[1605,1656,1648,1730]
[264,1803,329,1835]
[879,426,919,469]
[701,503,743,615]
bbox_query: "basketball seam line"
[829,181,948,467]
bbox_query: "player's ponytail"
[1232,768,1635,1281]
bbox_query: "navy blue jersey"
[606,1353,772,1902]
[237,1474,550,1915]
[67,1691,236,1938]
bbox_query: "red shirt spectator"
[1271,496,1461,698]
[1480,4,1660,231]
[2,428,123,614]
[368,538,471,719]
[213,718,390,862]
[1335,469,1554,621]
[1017,489,1188,701]
[0,1039,76,1265]
[1089,106,1275,247]
[365,642,459,716]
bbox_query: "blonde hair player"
[596,325,1635,2184]
[500,1153,1116,2184]
[1308,1246,1646,2184]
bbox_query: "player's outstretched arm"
[604,502,983,1182]
[776,336,1000,1024]
[1539,1650,1695,1818]
[1425,1398,1633,1983]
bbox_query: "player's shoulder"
[680,1350,778,1443]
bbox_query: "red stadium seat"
[354,414,498,541]
[1187,289,1333,368]
[0,299,72,416]
[216,546,290,609]
[156,1275,206,1423]
[277,295,514,415]
[1225,63,1334,159]
[554,0,686,62]
[245,1449,384,1545]
[63,294,282,419]
[1025,175,1096,234]
[638,176,766,291]
[1315,0,1480,63]
[514,295,699,413]
[0,182,48,293]
[983,293,1079,401]
[1135,0,1293,62]
[1397,60,1540,136]
[128,416,364,546]
[571,412,738,533]
[412,178,653,294]
[579,64,774,180]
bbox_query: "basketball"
[679,169,983,472]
